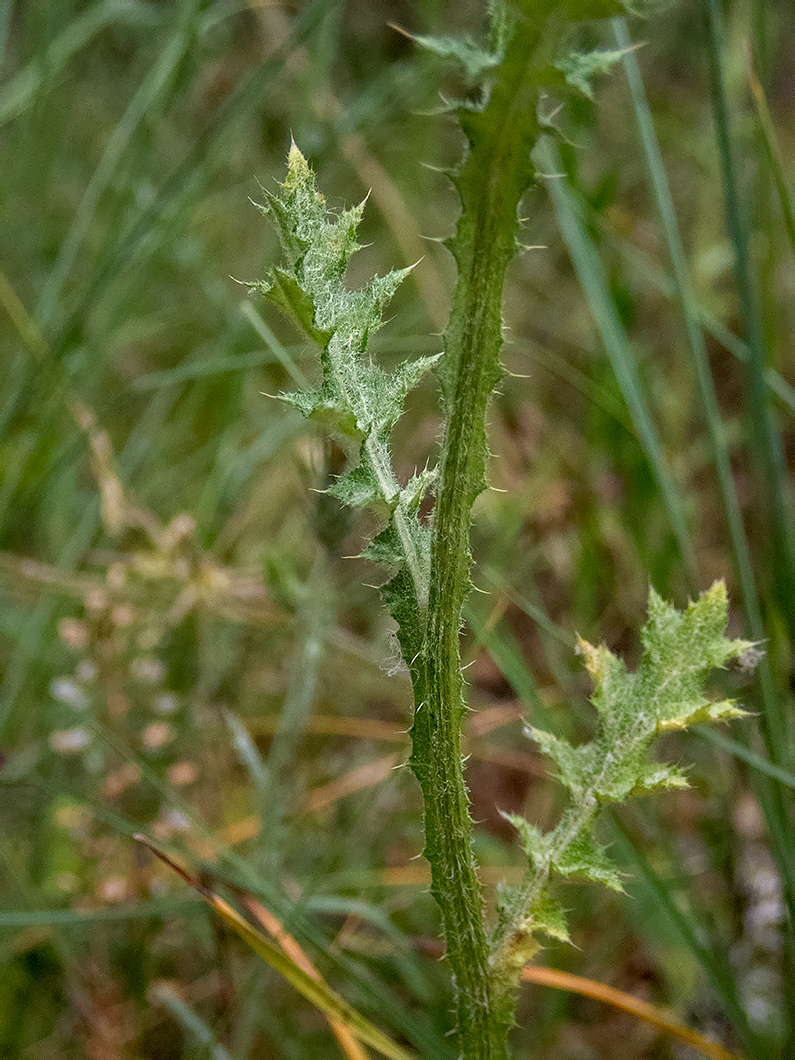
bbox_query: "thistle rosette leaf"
[252,144,439,635]
[492,582,754,999]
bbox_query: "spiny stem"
[406,7,559,1054]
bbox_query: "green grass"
[1,1,793,1057]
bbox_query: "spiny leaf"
[401,465,437,514]
[279,388,362,444]
[503,813,552,872]
[527,581,754,804]
[253,143,437,647]
[508,809,624,893]
[550,817,625,892]
[554,48,628,99]
[495,884,570,969]
[327,449,389,511]
[594,582,752,739]
[526,724,599,801]
[259,267,333,347]
[494,582,754,986]
[529,890,571,943]
[407,31,502,82]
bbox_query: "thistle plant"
[249,2,754,1055]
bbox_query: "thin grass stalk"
[616,18,795,1046]
[599,236,795,416]
[698,728,795,790]
[259,558,330,872]
[34,0,205,329]
[609,818,757,1054]
[614,0,795,867]
[521,966,739,1060]
[747,58,795,253]
[43,0,332,363]
[705,0,795,660]
[613,12,759,686]
[705,7,795,1038]
[152,983,234,1060]
[538,137,698,586]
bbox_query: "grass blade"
[697,728,795,789]
[151,982,233,1060]
[538,137,698,586]
[35,0,205,328]
[747,55,795,254]
[135,836,414,1060]
[706,0,795,649]
[608,817,757,1055]
[0,0,158,126]
[522,965,740,1060]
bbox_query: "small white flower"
[50,727,92,754]
[111,604,134,628]
[747,997,773,1024]
[152,693,179,715]
[141,722,176,750]
[58,618,88,650]
[131,657,166,684]
[76,660,97,683]
[98,877,129,903]
[153,808,191,839]
[161,809,190,833]
[50,677,90,709]
[167,761,198,786]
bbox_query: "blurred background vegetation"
[1,0,793,1056]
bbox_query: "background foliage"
[0,0,793,1057]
